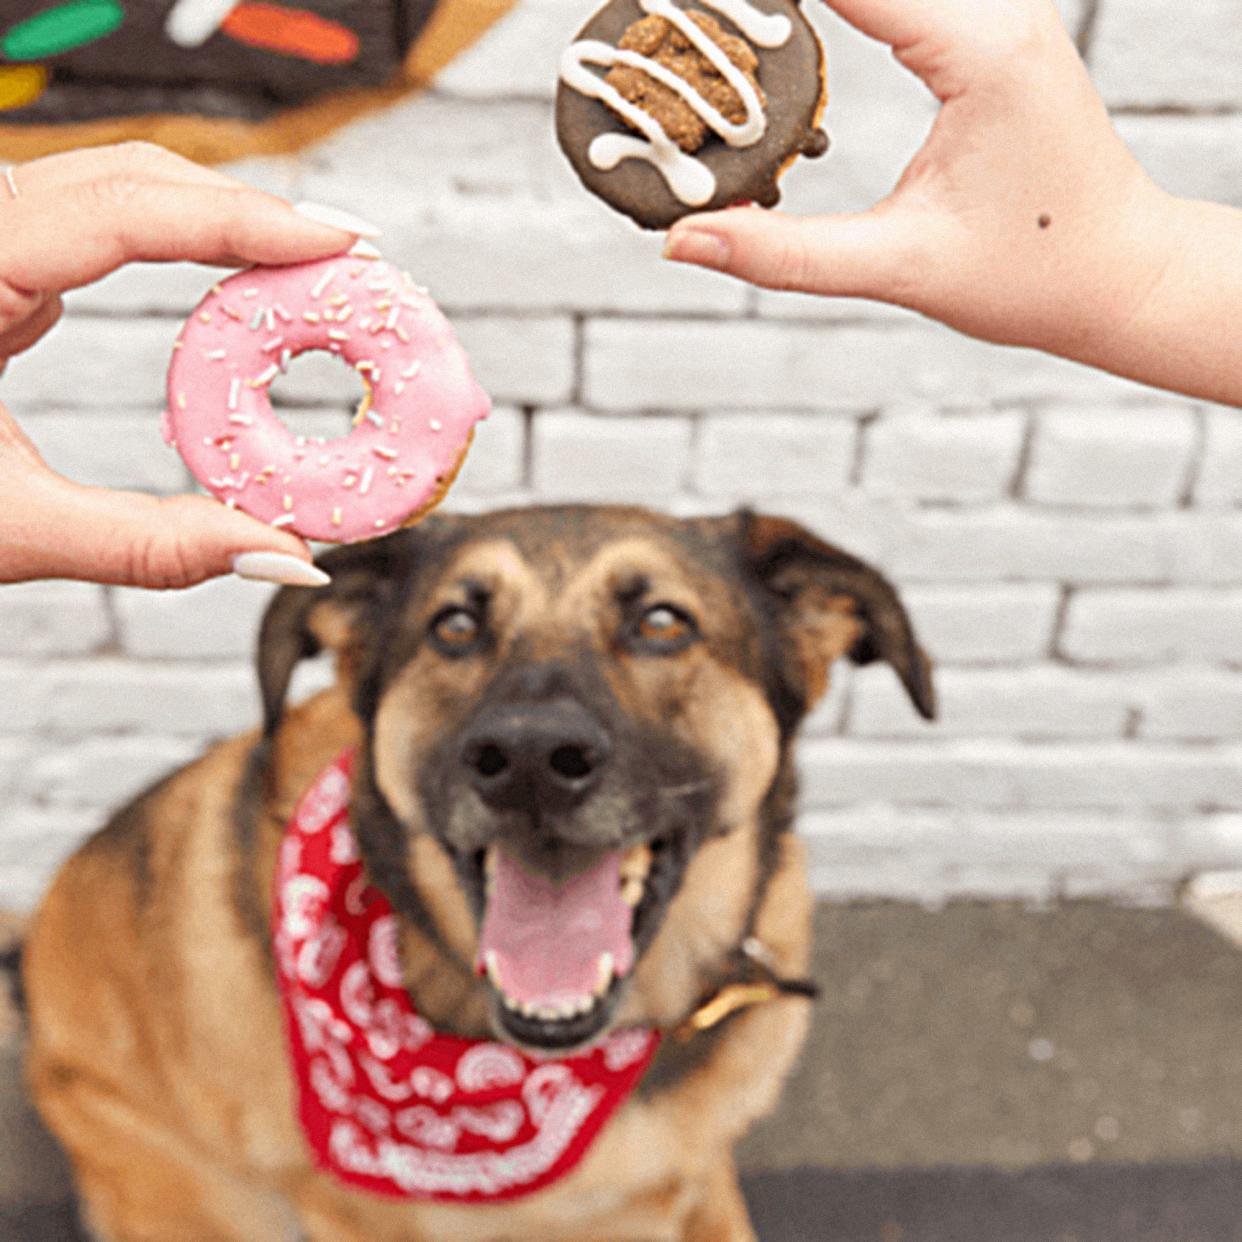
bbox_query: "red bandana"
[272,752,661,1203]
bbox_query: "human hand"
[663,0,1175,361]
[0,142,374,589]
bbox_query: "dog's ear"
[256,533,420,738]
[738,511,936,726]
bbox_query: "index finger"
[0,179,357,294]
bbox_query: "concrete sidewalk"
[8,900,1242,1240]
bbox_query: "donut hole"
[267,348,372,440]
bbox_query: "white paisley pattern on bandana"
[272,751,661,1204]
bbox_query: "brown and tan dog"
[23,505,934,1242]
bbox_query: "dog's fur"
[23,505,933,1242]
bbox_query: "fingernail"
[293,202,382,239]
[232,551,330,587]
[349,239,383,259]
[663,228,730,269]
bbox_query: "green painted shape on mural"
[2,0,125,61]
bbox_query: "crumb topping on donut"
[604,10,764,154]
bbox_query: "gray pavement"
[8,900,1242,1240]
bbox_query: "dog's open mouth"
[470,841,668,1051]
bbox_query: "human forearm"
[1067,194,1242,406]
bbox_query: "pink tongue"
[477,848,635,1008]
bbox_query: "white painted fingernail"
[232,552,330,587]
[293,202,382,239]
[349,239,383,259]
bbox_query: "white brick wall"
[1024,405,1199,509]
[1,1,1240,910]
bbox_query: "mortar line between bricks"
[1075,0,1102,59]
[519,406,536,488]
[1048,584,1074,664]
[1179,407,1208,508]
[570,314,585,406]
[1111,103,1242,118]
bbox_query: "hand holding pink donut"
[0,142,373,590]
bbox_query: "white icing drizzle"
[703,0,791,47]
[560,0,793,205]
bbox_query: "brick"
[20,736,200,809]
[797,739,1242,811]
[0,741,27,802]
[0,582,110,656]
[1176,814,1242,875]
[1116,116,1242,210]
[693,413,856,499]
[0,805,100,912]
[899,584,1062,664]
[1024,404,1197,508]
[849,665,1132,740]
[1061,589,1242,663]
[300,97,565,212]
[1195,410,1242,508]
[454,317,575,405]
[863,409,1025,503]
[0,805,99,877]
[800,805,1169,902]
[890,510,1206,585]
[583,319,1148,412]
[27,661,259,738]
[446,407,527,497]
[1,316,174,409]
[0,667,46,734]
[20,413,189,494]
[355,198,746,316]
[1139,670,1242,741]
[68,261,217,317]
[114,577,274,660]
[531,412,693,501]
[267,352,369,408]
[1092,0,1242,110]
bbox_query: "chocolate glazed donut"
[555,0,828,230]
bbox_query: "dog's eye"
[430,606,481,653]
[634,604,697,652]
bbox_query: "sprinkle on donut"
[164,255,490,544]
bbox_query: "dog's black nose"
[461,699,611,811]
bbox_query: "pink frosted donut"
[164,254,490,543]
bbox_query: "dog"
[23,504,934,1242]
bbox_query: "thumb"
[9,474,330,590]
[663,205,915,301]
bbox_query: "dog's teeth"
[574,994,595,1016]
[484,847,498,879]
[485,950,503,991]
[621,875,644,907]
[594,952,615,998]
[620,844,652,883]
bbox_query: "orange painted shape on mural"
[0,64,49,112]
[221,4,359,64]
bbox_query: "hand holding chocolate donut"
[0,143,365,589]
[658,0,1242,408]
[556,0,828,230]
